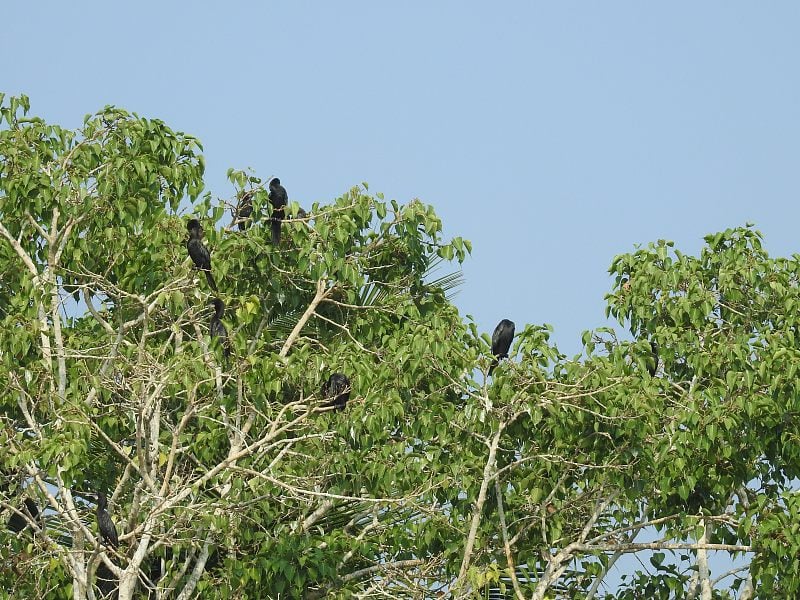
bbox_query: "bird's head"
[209,298,225,315]
[187,218,201,232]
[269,177,281,188]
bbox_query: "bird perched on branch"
[186,219,217,292]
[235,190,254,231]
[96,493,118,548]
[7,497,39,533]
[321,373,351,411]
[2,472,40,534]
[647,340,659,376]
[269,178,288,245]
[209,298,230,359]
[489,319,515,375]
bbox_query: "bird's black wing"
[322,374,351,411]
[491,320,515,357]
[491,323,504,355]
[489,320,515,375]
[647,341,659,376]
[187,239,217,291]
[210,318,230,358]
[98,510,119,547]
[269,185,287,245]
[187,239,211,270]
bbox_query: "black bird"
[96,493,119,548]
[236,190,254,231]
[269,178,288,245]
[321,373,351,411]
[209,298,230,358]
[186,219,217,292]
[489,319,515,375]
[647,340,659,377]
[7,497,39,533]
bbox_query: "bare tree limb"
[457,421,504,585]
[494,479,525,600]
[698,518,712,600]
[279,278,331,359]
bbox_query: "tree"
[0,94,798,599]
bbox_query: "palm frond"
[423,256,465,300]
[357,256,465,307]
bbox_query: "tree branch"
[494,479,525,600]
[279,278,331,359]
[457,422,504,585]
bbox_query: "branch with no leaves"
[457,423,505,585]
[495,479,525,600]
[279,277,332,359]
[532,492,617,600]
[572,541,752,553]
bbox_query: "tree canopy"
[1,94,798,599]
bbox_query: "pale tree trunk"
[687,572,699,599]
[456,424,504,591]
[175,533,214,600]
[735,487,755,600]
[118,572,136,600]
[117,530,153,600]
[532,495,615,600]
[738,576,754,600]
[698,518,712,600]
[532,555,570,600]
[494,480,525,600]
[71,529,89,600]
[585,525,643,600]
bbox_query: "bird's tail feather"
[205,270,218,292]
[271,219,281,245]
[488,354,509,376]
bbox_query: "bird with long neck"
[96,493,119,548]
[186,219,217,291]
[269,178,288,245]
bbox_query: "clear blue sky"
[3,2,799,355]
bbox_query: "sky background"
[3,1,796,591]
[3,2,799,357]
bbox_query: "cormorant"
[321,373,351,411]
[7,497,39,533]
[186,219,217,292]
[236,190,254,231]
[489,319,515,375]
[209,298,230,358]
[648,340,659,377]
[269,178,288,245]
[96,493,119,548]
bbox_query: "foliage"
[1,94,798,599]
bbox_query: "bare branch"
[457,422,504,584]
[279,278,331,359]
[494,479,525,600]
